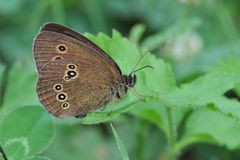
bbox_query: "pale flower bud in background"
[178,0,201,5]
[163,31,203,62]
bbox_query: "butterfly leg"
[107,100,116,116]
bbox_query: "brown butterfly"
[33,23,143,118]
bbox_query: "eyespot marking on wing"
[56,92,68,102]
[63,64,78,81]
[67,64,77,70]
[53,83,63,92]
[56,44,67,53]
[67,70,77,78]
[63,76,70,81]
[61,102,70,109]
[52,56,63,60]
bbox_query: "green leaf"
[82,30,175,124]
[211,55,240,94]
[177,104,240,150]
[110,124,129,160]
[0,106,54,156]
[161,72,240,119]
[45,124,121,160]
[211,55,240,76]
[25,156,50,160]
[82,100,139,124]
[1,62,39,113]
[132,71,240,141]
[144,56,175,94]
[130,100,165,129]
[3,140,28,160]
[85,30,140,74]
[130,99,186,133]
[129,24,146,44]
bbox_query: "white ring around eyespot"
[56,44,68,53]
[67,64,77,70]
[61,102,70,109]
[56,92,68,102]
[53,83,63,92]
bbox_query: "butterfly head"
[114,74,137,99]
[123,74,137,88]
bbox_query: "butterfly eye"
[53,83,63,92]
[61,102,70,109]
[67,70,77,78]
[56,92,68,102]
[68,64,76,69]
[57,44,67,53]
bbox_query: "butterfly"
[33,23,144,118]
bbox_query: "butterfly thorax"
[114,74,137,99]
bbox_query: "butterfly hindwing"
[37,58,115,118]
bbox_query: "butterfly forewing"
[34,30,122,80]
[41,23,122,75]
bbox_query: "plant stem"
[0,145,8,160]
[166,107,177,160]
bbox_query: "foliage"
[111,124,129,160]
[0,0,240,160]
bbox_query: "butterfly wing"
[37,58,115,118]
[33,24,122,118]
[34,23,122,78]
[41,23,122,75]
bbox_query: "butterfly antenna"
[130,65,154,75]
[0,145,8,160]
[129,49,152,74]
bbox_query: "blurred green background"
[0,0,240,160]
